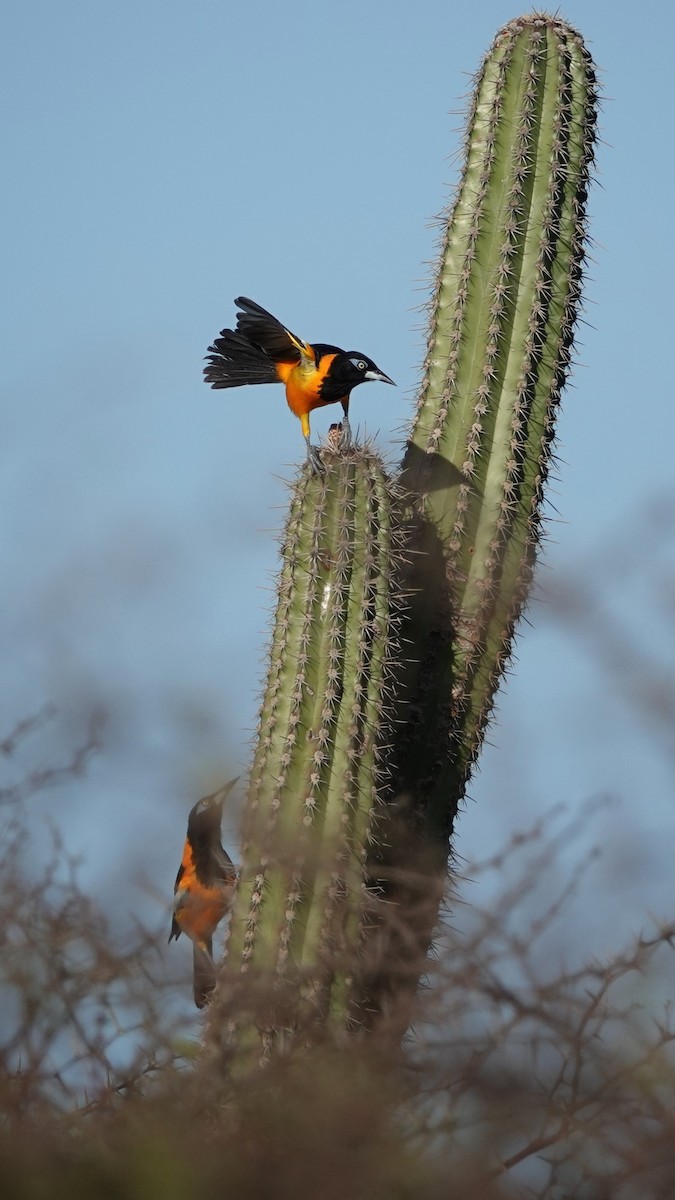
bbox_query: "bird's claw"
[306,442,325,475]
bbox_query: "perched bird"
[204,297,395,472]
[168,778,239,1009]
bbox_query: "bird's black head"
[315,346,395,403]
[187,794,224,847]
[186,778,238,846]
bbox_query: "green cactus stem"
[214,446,405,1054]
[206,13,599,1054]
[398,14,599,845]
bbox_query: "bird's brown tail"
[192,940,216,1009]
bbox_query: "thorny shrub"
[2,705,675,1200]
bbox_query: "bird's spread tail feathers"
[204,328,280,389]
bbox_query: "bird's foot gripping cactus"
[208,445,407,1061]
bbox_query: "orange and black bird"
[168,778,239,1009]
[204,297,395,472]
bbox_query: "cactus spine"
[398,15,598,842]
[217,448,403,1048]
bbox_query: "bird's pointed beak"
[212,776,240,809]
[365,368,396,386]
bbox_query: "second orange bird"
[169,778,239,1009]
[204,297,395,472]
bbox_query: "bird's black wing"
[234,296,308,364]
[168,861,185,943]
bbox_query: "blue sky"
[3,1,675,1001]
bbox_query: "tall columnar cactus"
[398,14,598,843]
[210,13,599,1052]
[214,446,405,1051]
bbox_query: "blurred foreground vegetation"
[2,696,675,1199]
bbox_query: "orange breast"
[174,884,230,947]
[277,355,338,418]
[174,854,234,949]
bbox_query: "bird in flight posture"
[204,297,395,472]
[168,778,238,1009]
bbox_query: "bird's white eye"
[196,797,211,813]
[350,357,367,371]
